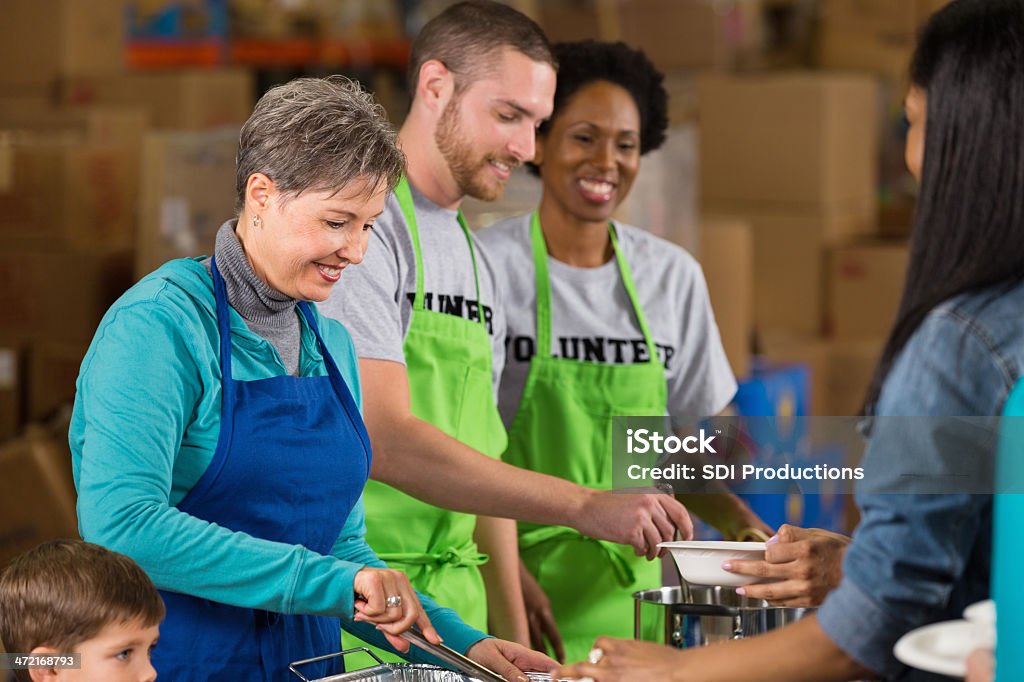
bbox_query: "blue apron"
[152,258,371,681]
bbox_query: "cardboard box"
[0,135,11,193]
[0,0,125,86]
[751,215,824,336]
[0,136,138,252]
[705,206,875,336]
[698,73,879,208]
[536,0,613,43]
[0,347,23,442]
[62,69,254,131]
[827,241,909,340]
[817,0,952,79]
[537,0,763,70]
[0,106,148,196]
[0,107,148,150]
[0,94,54,122]
[699,218,754,379]
[825,338,885,416]
[137,129,240,277]
[821,0,952,37]
[619,0,764,71]
[0,428,79,569]
[27,342,89,423]
[0,249,133,344]
[821,0,920,39]
[817,29,915,81]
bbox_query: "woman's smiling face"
[238,175,387,302]
[535,80,642,224]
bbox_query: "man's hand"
[467,638,558,682]
[723,525,850,607]
[576,488,693,559]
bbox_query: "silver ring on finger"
[385,595,403,608]
[587,647,604,664]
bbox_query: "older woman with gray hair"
[69,77,553,681]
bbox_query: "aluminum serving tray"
[290,647,571,682]
[290,648,479,682]
[294,667,572,682]
[309,662,475,682]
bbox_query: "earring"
[252,215,262,228]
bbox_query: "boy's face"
[34,620,159,682]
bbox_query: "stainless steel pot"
[634,585,813,648]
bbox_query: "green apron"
[505,212,668,664]
[344,177,508,666]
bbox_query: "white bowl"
[658,540,767,587]
[963,599,996,648]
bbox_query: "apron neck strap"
[528,211,659,363]
[394,175,484,321]
[210,256,235,385]
[296,300,345,379]
[528,211,555,359]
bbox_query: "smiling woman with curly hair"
[478,40,772,663]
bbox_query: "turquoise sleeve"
[330,498,490,663]
[74,298,365,618]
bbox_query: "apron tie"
[378,541,489,569]
[519,526,637,587]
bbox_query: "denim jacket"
[817,280,1024,680]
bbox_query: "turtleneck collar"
[207,220,297,328]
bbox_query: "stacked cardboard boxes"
[817,0,951,80]
[60,69,255,131]
[137,128,241,278]
[699,73,879,337]
[0,0,125,89]
[827,241,908,340]
[697,72,912,415]
[816,0,952,237]
[537,0,765,71]
[698,218,754,380]
[0,5,130,471]
[753,241,909,416]
[0,2,261,565]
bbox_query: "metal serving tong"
[400,628,507,682]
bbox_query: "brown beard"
[434,96,512,202]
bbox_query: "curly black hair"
[536,40,669,158]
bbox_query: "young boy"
[0,540,164,682]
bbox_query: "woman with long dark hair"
[555,1,1024,679]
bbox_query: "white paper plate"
[894,619,977,678]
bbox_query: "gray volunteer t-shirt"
[476,213,736,428]
[320,181,505,395]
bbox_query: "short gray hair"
[235,76,404,209]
